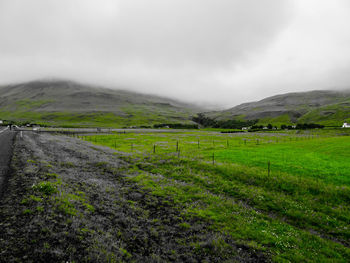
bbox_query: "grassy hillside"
[0,80,202,127]
[2,80,349,127]
[298,101,350,126]
[206,90,350,126]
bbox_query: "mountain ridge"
[205,89,350,126]
[0,80,202,127]
[1,79,350,127]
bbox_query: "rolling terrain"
[0,80,202,128]
[1,79,350,261]
[1,80,350,127]
[206,90,350,126]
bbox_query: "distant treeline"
[220,130,243,133]
[192,113,257,129]
[192,114,325,130]
[153,123,198,129]
[282,123,324,130]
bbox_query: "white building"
[0,120,3,124]
[342,122,350,128]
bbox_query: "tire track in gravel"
[0,129,16,197]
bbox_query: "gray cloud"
[0,0,349,108]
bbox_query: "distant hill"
[0,80,202,127]
[205,90,350,126]
[2,81,349,128]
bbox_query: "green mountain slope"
[206,90,350,126]
[298,101,350,126]
[0,80,202,128]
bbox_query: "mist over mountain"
[0,80,202,127]
[1,1,350,106]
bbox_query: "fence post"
[212,153,215,165]
[268,161,271,177]
[176,141,179,152]
[153,144,156,154]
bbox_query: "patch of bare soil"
[0,132,267,262]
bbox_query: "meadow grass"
[0,110,194,128]
[82,130,350,262]
[0,98,195,128]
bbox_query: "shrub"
[32,181,57,195]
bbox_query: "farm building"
[342,122,350,128]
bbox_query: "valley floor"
[0,132,266,262]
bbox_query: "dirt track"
[0,132,267,262]
[0,128,16,196]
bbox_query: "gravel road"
[0,127,16,196]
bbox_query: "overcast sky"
[0,0,350,108]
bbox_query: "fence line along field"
[78,129,350,262]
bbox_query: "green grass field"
[81,130,350,262]
[0,98,195,128]
[0,109,194,128]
